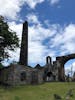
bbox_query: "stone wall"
[0,65,14,85]
[0,64,44,85]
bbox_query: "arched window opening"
[46,56,51,65]
[65,59,75,81]
[20,71,26,81]
[46,71,55,81]
[47,72,52,77]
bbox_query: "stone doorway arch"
[56,53,75,81]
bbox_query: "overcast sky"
[0,0,75,73]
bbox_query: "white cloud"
[0,0,24,19]
[49,0,60,5]
[24,0,44,9]
[27,14,57,41]
[0,0,60,20]
[72,62,75,72]
[50,24,75,56]
[26,14,39,24]
[28,41,47,66]
[8,22,22,40]
[0,0,44,20]
[26,14,57,66]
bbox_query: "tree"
[0,16,19,63]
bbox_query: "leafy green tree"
[0,15,19,63]
[0,63,3,68]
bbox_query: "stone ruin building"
[0,21,75,85]
[72,72,75,81]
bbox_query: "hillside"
[0,82,75,100]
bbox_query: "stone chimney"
[19,21,28,66]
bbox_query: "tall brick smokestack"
[19,21,28,66]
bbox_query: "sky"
[0,0,75,74]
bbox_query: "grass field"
[0,82,75,100]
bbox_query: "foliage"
[0,15,19,62]
[0,63,3,69]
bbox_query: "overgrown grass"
[0,82,75,100]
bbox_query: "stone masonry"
[19,21,28,66]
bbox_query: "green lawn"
[0,82,75,100]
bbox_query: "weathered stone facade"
[72,72,75,81]
[0,54,75,85]
[0,55,58,85]
[0,64,44,85]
